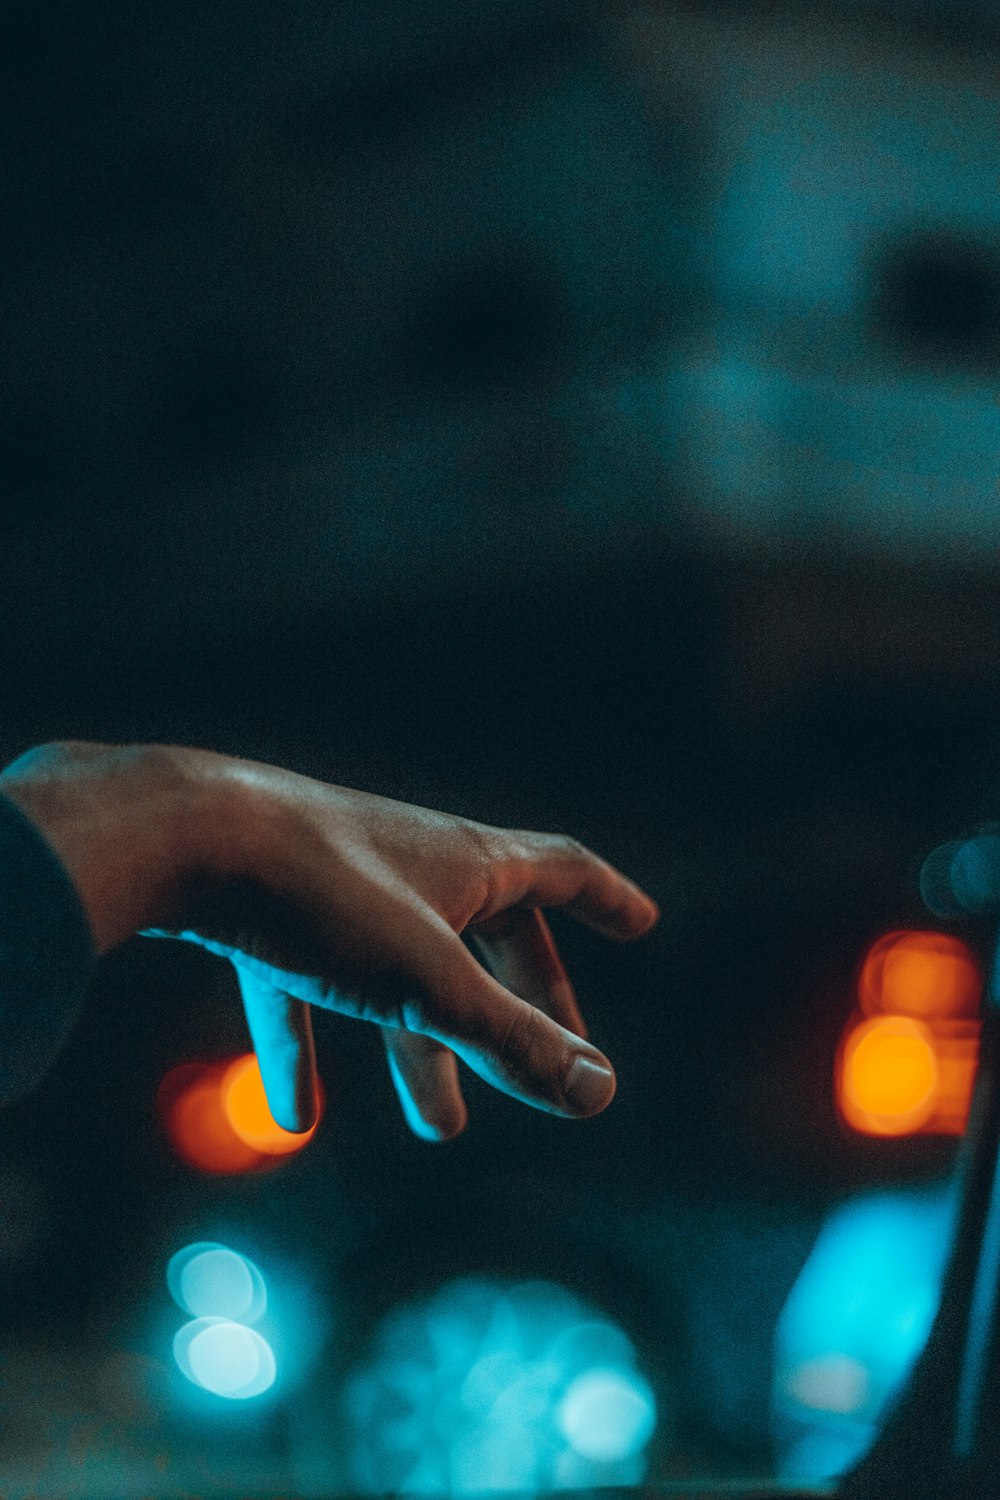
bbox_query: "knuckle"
[495,1002,536,1067]
[512,828,583,864]
[466,824,530,913]
[463,818,503,863]
[495,1001,560,1084]
[556,833,588,863]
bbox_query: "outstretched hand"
[0,743,659,1140]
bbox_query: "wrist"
[0,742,227,955]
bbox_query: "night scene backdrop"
[2,0,1000,1494]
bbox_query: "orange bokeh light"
[858,930,981,1020]
[159,1055,319,1173]
[159,1062,263,1174]
[930,1024,980,1134]
[222,1054,318,1156]
[839,1015,940,1136]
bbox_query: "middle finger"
[468,906,587,1039]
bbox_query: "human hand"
[0,743,658,1140]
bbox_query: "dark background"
[2,0,1000,1492]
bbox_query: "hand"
[0,743,659,1140]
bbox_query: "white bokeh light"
[557,1365,657,1463]
[174,1316,276,1399]
[168,1241,267,1324]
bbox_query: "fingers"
[387,909,587,1139]
[504,833,659,942]
[468,906,587,1039]
[236,965,319,1133]
[411,936,617,1120]
[382,1029,468,1142]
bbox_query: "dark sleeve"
[0,793,96,1103]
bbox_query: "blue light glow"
[921,834,1000,917]
[174,1315,276,1399]
[558,1366,657,1462]
[164,1239,300,1406]
[344,1277,658,1493]
[772,1183,957,1481]
[168,1241,267,1324]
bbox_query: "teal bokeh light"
[168,1242,267,1324]
[344,1276,659,1493]
[557,1366,656,1462]
[773,1184,958,1482]
[174,1315,277,1400]
[165,1239,300,1406]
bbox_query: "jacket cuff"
[0,793,97,1103]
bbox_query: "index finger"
[236,966,320,1134]
[507,832,659,941]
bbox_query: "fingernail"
[629,885,660,926]
[564,1054,615,1115]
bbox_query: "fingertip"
[285,1090,320,1135]
[385,1042,468,1143]
[614,890,660,941]
[637,895,661,933]
[414,1104,469,1144]
[563,1051,616,1116]
[263,1076,318,1134]
[401,1094,468,1142]
[256,1066,318,1135]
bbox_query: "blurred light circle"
[547,1320,636,1372]
[557,1366,657,1462]
[156,1060,208,1116]
[0,1163,48,1265]
[919,842,968,918]
[159,1063,263,1175]
[922,834,1000,918]
[174,1316,276,1399]
[857,931,980,1020]
[839,1015,939,1136]
[950,835,1000,914]
[785,1353,870,1415]
[344,1277,659,1492]
[773,1184,957,1483]
[222,1054,317,1156]
[167,1242,266,1323]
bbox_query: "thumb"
[415,937,616,1119]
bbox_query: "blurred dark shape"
[871,231,1000,369]
[416,249,572,389]
[100,144,219,229]
[163,348,279,466]
[0,411,58,534]
[744,673,992,819]
[282,9,582,161]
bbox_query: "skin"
[0,742,659,1140]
